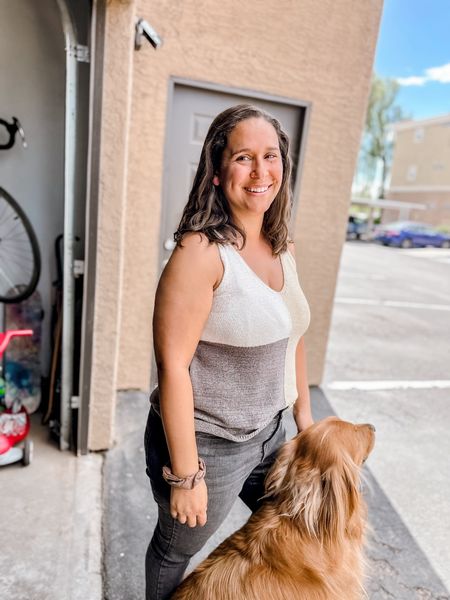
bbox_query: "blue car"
[374,221,450,249]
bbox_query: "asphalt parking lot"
[324,241,450,597]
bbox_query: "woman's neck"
[232,213,265,247]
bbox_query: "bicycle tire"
[0,186,41,303]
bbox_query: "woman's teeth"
[246,186,269,193]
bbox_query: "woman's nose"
[250,160,265,179]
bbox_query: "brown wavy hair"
[174,104,293,255]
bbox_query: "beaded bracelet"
[162,458,206,489]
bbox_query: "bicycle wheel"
[0,187,41,303]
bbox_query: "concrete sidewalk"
[0,413,103,600]
[103,389,450,600]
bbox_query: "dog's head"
[265,417,375,543]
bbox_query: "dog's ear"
[318,454,362,543]
[286,460,323,536]
[265,439,297,496]
[265,438,324,536]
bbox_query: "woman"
[145,104,312,600]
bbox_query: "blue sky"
[374,0,450,120]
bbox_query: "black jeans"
[144,407,286,600]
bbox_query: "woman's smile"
[244,184,273,194]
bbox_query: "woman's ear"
[212,175,220,186]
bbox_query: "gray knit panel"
[189,338,288,441]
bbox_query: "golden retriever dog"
[172,416,375,600]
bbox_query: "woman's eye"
[266,153,278,160]
[236,155,250,161]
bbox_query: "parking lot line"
[399,248,450,264]
[326,380,450,391]
[400,248,450,257]
[335,297,450,311]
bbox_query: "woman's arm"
[292,336,314,432]
[287,241,313,433]
[153,233,222,527]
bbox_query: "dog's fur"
[172,416,375,600]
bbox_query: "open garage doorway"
[0,0,91,452]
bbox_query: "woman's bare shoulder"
[175,232,221,262]
[178,231,214,250]
[164,232,222,286]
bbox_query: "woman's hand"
[170,479,208,528]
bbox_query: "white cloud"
[397,76,427,86]
[397,62,450,86]
[426,63,450,83]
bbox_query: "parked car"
[347,215,368,240]
[374,221,450,249]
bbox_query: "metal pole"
[55,0,77,451]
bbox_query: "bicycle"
[0,117,41,303]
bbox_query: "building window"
[406,165,417,182]
[414,127,424,143]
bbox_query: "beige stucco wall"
[87,0,136,450]
[88,0,382,449]
[390,121,450,187]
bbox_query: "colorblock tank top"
[151,243,310,442]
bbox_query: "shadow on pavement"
[103,389,449,600]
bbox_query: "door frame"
[56,0,97,454]
[76,0,106,455]
[55,0,81,451]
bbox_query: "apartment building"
[386,114,450,227]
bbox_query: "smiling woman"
[144,104,312,600]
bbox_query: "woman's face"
[213,117,283,222]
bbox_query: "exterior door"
[161,82,307,265]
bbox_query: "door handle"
[164,238,176,251]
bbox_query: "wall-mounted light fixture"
[135,18,163,50]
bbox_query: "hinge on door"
[73,44,90,63]
[73,260,85,278]
[71,396,80,409]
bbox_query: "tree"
[357,74,408,199]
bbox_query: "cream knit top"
[151,243,310,442]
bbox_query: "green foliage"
[356,73,409,198]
